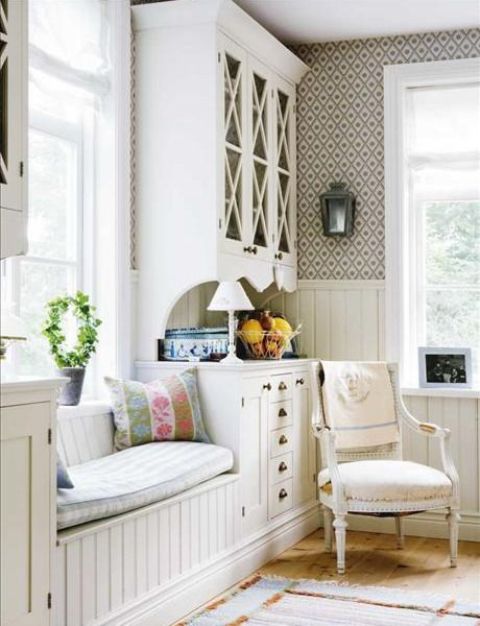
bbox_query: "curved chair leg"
[395,516,404,549]
[323,506,333,552]
[333,514,347,574]
[447,509,460,567]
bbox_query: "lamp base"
[220,351,243,365]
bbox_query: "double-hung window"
[385,58,480,388]
[1,0,131,394]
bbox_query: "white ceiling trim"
[234,0,480,44]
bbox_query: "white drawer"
[269,425,293,458]
[269,452,293,484]
[268,400,293,431]
[269,478,293,518]
[268,374,293,403]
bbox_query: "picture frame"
[418,347,472,389]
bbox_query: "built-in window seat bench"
[54,403,240,626]
[54,361,319,626]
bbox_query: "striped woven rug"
[179,575,480,625]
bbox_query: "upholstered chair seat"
[318,460,452,506]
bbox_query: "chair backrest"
[311,361,402,467]
[57,403,115,466]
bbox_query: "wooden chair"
[311,361,460,574]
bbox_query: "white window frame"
[384,57,480,388]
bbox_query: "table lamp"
[208,281,254,364]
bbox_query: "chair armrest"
[397,399,448,439]
[395,389,460,503]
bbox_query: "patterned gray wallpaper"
[292,29,480,280]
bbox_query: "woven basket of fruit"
[236,311,301,360]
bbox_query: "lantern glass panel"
[326,198,347,234]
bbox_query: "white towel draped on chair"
[321,361,400,449]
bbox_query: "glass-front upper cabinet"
[273,76,296,268]
[247,57,273,262]
[219,35,247,256]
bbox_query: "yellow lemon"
[272,317,292,335]
[242,319,263,344]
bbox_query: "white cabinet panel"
[0,0,28,258]
[1,402,51,626]
[240,377,269,535]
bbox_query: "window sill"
[57,400,112,420]
[401,387,480,399]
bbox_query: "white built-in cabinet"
[0,0,28,259]
[1,379,64,626]
[135,360,318,540]
[133,0,308,360]
[219,36,297,270]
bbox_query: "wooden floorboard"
[260,529,480,603]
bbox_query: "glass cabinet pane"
[224,50,244,242]
[276,89,293,254]
[251,71,270,249]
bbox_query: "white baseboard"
[103,504,320,626]
[337,510,480,542]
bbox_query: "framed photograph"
[418,347,472,389]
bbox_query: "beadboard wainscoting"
[55,476,241,626]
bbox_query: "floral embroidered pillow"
[105,369,210,449]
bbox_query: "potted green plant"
[42,292,102,406]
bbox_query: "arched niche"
[165,278,285,332]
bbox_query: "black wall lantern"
[319,182,355,237]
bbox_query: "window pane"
[16,261,76,378]
[426,288,480,380]
[424,201,480,287]
[408,83,480,155]
[28,129,78,260]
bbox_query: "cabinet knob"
[251,245,258,255]
[279,434,288,445]
[278,461,288,472]
[275,252,283,261]
[243,246,258,255]
[243,246,252,253]
[279,488,288,500]
[263,382,272,391]
[296,378,305,386]
[278,407,288,418]
[278,381,287,391]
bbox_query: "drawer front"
[269,452,293,484]
[269,478,293,518]
[268,374,293,403]
[268,399,293,431]
[269,425,293,458]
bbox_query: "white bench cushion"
[57,441,234,529]
[318,460,452,503]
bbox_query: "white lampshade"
[207,281,254,312]
[1,308,27,339]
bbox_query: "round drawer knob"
[275,252,283,261]
[278,381,287,391]
[278,461,288,472]
[279,434,288,445]
[279,488,288,500]
[278,408,288,417]
[263,382,272,391]
[251,246,258,255]
[296,378,305,386]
